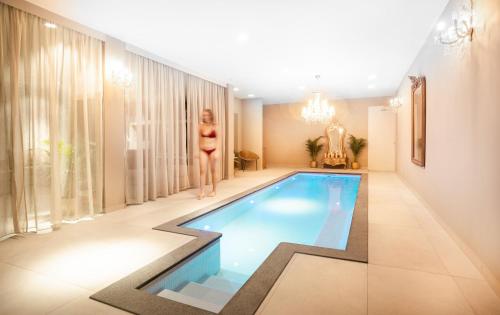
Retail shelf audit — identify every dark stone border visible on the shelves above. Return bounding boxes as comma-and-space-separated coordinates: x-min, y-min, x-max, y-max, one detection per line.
91, 170, 368, 315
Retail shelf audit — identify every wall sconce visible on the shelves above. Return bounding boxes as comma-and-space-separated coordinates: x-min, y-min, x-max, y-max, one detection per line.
44, 22, 57, 29
112, 67, 132, 87
109, 60, 132, 87
435, 0, 474, 46
389, 97, 402, 110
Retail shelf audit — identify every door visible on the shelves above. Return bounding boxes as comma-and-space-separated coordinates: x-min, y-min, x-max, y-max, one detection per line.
368, 106, 396, 171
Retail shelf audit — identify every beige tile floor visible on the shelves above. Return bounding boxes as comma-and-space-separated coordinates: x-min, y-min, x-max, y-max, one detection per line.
0, 169, 499, 315
257, 171, 500, 315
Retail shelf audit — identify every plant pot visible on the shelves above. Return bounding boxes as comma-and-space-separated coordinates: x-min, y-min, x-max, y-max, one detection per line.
310, 160, 317, 168
351, 161, 360, 170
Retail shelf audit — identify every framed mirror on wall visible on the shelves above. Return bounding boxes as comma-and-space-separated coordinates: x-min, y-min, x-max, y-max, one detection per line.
409, 76, 426, 167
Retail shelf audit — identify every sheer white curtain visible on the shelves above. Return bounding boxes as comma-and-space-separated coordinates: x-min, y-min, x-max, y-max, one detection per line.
125, 52, 189, 204
0, 3, 103, 237
186, 75, 227, 186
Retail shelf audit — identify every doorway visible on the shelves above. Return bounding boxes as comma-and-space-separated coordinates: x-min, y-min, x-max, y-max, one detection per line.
368, 106, 396, 171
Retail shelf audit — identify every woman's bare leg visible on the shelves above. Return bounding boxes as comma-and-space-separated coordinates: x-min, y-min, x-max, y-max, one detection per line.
198, 151, 208, 199
208, 153, 217, 197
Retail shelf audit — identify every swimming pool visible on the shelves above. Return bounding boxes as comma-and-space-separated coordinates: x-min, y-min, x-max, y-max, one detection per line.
143, 172, 361, 312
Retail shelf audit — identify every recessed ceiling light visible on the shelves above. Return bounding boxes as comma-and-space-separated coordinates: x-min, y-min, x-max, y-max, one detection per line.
233, 87, 240, 92
44, 22, 57, 29
237, 32, 249, 43
247, 94, 255, 98
368, 74, 377, 80
368, 84, 376, 89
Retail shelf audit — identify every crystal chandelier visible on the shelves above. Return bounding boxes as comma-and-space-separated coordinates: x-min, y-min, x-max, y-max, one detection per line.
301, 75, 335, 124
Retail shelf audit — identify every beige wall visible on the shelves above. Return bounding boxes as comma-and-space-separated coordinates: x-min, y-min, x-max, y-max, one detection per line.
264, 97, 388, 168
396, 0, 500, 294
241, 99, 264, 169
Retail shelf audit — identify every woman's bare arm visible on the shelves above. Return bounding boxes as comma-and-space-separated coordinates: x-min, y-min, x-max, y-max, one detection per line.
214, 124, 221, 159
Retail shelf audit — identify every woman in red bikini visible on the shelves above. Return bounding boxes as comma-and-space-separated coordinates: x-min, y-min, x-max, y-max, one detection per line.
198, 109, 219, 199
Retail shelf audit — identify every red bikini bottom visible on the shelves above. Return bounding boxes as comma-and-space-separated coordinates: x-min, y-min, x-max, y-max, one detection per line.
202, 148, 216, 156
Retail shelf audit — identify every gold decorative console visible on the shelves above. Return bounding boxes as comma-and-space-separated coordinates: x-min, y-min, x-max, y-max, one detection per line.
323, 121, 347, 168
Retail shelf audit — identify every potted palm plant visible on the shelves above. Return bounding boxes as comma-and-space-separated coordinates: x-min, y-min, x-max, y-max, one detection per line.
348, 135, 366, 169
305, 136, 323, 168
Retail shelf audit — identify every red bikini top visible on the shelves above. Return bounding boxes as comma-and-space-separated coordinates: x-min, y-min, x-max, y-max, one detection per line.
201, 129, 216, 138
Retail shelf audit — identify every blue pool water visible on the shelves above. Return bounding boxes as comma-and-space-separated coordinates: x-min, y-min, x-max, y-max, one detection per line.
145, 173, 361, 312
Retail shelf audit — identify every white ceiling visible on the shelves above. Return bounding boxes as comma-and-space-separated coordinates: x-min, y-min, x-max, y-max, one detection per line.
27, 0, 448, 104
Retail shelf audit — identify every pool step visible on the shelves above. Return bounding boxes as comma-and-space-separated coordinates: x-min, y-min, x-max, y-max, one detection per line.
202, 275, 243, 294
216, 269, 248, 285
158, 288, 222, 313
315, 209, 350, 249
180, 282, 232, 311
157, 270, 248, 312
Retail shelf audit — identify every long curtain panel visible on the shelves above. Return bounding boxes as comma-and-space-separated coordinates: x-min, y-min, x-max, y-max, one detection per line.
186, 75, 227, 187
0, 3, 103, 237
125, 52, 189, 204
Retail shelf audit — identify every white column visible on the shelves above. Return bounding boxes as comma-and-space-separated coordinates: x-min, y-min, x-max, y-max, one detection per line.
103, 36, 127, 211
242, 98, 264, 170
225, 85, 235, 179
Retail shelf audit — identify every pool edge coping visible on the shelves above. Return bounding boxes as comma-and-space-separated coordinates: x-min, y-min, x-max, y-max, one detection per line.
90, 170, 368, 315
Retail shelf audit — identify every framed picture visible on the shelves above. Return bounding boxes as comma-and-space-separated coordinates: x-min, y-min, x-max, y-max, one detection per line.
409, 76, 426, 167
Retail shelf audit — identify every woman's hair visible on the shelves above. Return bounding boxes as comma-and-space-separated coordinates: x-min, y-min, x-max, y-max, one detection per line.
202, 108, 215, 123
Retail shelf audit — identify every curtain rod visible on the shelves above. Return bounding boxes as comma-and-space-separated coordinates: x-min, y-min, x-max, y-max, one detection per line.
125, 44, 228, 88
1, 0, 229, 89
1, 0, 106, 41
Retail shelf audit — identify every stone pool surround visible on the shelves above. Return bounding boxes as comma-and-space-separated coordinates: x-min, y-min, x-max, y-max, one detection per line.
91, 170, 368, 314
